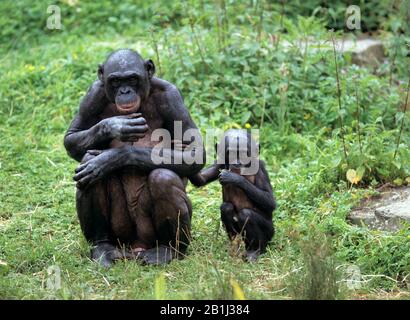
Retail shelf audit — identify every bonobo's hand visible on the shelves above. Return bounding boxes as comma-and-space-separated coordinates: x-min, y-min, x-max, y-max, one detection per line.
74, 149, 119, 189
219, 170, 243, 186
100, 113, 149, 142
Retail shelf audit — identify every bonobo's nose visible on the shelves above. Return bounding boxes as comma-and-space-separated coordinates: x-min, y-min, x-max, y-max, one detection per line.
120, 87, 131, 94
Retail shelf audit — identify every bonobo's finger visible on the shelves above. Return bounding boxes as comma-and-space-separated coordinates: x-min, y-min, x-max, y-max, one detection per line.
75, 163, 87, 174
171, 140, 187, 151
77, 175, 93, 189
121, 124, 149, 134
117, 113, 141, 120
126, 113, 142, 119
138, 246, 177, 265
108, 248, 125, 260
120, 134, 143, 142
73, 168, 90, 181
219, 175, 228, 185
87, 150, 102, 156
218, 169, 228, 177
125, 117, 147, 126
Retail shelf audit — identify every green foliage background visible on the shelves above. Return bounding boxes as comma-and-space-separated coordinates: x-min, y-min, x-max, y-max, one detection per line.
0, 0, 409, 299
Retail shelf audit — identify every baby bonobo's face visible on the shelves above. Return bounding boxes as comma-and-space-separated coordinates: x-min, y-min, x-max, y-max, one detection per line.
217, 129, 259, 175
228, 164, 242, 174
226, 150, 254, 174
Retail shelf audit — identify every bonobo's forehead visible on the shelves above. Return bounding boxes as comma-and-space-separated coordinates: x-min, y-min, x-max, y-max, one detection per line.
104, 49, 145, 76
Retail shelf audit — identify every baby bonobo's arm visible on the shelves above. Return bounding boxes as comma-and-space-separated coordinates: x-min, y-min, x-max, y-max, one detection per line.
233, 161, 276, 214
189, 163, 222, 187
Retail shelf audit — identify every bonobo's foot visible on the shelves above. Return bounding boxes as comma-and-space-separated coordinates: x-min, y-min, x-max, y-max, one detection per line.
138, 246, 179, 265
90, 241, 124, 268
243, 250, 261, 263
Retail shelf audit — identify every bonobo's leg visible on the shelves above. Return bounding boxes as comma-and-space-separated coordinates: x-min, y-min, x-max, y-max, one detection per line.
139, 169, 192, 265
237, 208, 274, 262
76, 154, 124, 268
220, 202, 240, 240
119, 171, 156, 251
76, 181, 126, 267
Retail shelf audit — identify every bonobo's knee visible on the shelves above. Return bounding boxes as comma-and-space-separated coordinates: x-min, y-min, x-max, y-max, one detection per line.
148, 168, 184, 195
220, 202, 234, 214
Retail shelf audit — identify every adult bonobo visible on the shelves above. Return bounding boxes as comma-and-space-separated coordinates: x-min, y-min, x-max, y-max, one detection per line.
64, 49, 205, 267
190, 129, 275, 261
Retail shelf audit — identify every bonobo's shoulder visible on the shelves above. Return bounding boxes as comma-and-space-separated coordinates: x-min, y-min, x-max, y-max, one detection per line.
150, 77, 181, 98
90, 79, 104, 90
78, 79, 108, 117
257, 160, 273, 185
84, 79, 105, 97
257, 160, 269, 176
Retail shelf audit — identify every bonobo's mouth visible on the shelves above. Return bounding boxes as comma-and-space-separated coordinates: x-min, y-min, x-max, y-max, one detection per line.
115, 96, 141, 114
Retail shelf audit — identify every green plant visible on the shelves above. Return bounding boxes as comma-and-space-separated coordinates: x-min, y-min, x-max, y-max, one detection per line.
288, 232, 342, 300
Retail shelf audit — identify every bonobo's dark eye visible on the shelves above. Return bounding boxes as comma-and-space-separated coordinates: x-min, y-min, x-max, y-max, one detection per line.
111, 79, 120, 87
128, 77, 138, 86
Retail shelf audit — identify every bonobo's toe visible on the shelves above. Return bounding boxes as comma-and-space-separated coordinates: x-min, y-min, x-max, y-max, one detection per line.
138, 246, 178, 265
91, 242, 123, 268
243, 250, 260, 263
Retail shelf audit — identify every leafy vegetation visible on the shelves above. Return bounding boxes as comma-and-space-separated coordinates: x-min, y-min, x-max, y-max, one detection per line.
0, 0, 409, 299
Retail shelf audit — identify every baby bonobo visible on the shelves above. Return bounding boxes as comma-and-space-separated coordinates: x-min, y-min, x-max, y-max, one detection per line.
190, 129, 276, 261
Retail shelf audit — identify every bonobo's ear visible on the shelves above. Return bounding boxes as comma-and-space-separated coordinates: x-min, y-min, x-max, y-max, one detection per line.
144, 59, 155, 79
248, 143, 260, 157
97, 64, 104, 82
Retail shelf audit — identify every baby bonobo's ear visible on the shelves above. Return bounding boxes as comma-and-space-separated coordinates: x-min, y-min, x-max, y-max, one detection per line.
97, 64, 104, 82
247, 142, 260, 158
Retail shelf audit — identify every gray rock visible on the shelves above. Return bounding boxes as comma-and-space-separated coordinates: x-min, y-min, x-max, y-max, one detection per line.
343, 39, 385, 68
348, 187, 410, 231
281, 37, 386, 68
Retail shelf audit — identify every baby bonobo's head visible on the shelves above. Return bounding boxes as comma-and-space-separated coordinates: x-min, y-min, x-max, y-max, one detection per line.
217, 129, 259, 175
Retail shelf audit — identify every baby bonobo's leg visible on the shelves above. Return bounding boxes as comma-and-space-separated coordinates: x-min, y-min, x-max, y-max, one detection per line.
138, 169, 192, 265
220, 202, 240, 240
237, 208, 274, 262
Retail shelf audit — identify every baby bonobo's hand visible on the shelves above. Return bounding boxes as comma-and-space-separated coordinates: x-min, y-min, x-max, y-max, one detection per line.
219, 170, 242, 185
101, 113, 149, 142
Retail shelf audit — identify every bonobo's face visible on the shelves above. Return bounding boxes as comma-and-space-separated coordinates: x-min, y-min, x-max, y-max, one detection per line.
217, 129, 259, 170
98, 49, 155, 114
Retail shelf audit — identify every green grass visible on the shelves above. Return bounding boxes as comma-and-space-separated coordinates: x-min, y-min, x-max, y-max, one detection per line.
0, 0, 409, 299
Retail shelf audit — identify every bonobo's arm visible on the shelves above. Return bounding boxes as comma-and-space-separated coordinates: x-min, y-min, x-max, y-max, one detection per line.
73, 80, 205, 188
219, 161, 276, 216
189, 163, 222, 187
64, 80, 110, 161
64, 80, 148, 162
113, 81, 205, 176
